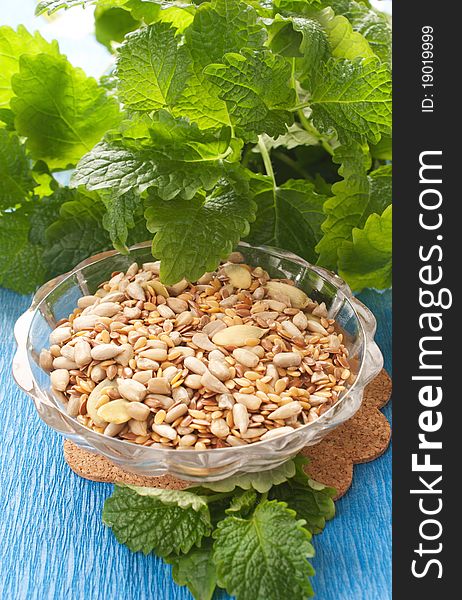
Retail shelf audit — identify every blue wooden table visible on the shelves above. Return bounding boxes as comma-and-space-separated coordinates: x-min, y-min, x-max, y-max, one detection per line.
0, 288, 391, 600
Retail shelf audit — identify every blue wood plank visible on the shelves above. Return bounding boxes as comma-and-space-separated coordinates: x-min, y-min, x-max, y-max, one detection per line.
0, 288, 391, 600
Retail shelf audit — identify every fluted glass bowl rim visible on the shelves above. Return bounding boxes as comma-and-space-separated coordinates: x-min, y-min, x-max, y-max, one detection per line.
14, 241, 379, 458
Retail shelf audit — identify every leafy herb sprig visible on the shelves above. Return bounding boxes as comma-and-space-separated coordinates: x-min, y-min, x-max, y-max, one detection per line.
102, 456, 336, 600
0, 0, 391, 293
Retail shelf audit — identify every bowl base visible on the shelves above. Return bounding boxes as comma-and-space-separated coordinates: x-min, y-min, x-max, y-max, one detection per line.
63, 370, 391, 499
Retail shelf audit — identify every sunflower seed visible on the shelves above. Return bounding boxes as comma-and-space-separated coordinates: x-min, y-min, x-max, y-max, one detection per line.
97, 399, 131, 424
152, 423, 177, 440
201, 370, 229, 394
268, 401, 302, 420
208, 360, 231, 381
148, 377, 171, 395
165, 403, 188, 423
184, 356, 207, 375
212, 325, 266, 347
91, 302, 121, 317
117, 378, 147, 402
39, 349, 54, 371
232, 403, 249, 434
49, 327, 72, 345
273, 352, 302, 368
192, 333, 217, 352
260, 426, 295, 441
234, 393, 262, 411
232, 348, 259, 368
50, 369, 69, 391
126, 402, 150, 421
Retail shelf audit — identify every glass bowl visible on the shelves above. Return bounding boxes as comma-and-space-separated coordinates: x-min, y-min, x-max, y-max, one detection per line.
12, 242, 383, 482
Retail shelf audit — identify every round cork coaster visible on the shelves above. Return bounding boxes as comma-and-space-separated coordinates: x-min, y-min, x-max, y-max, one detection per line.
64, 370, 392, 499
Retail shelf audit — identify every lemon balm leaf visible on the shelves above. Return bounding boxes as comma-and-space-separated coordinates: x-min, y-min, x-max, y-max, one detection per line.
11, 53, 121, 169
166, 539, 217, 600
145, 186, 256, 284
316, 6, 374, 60
0, 189, 74, 293
199, 458, 297, 493
329, 0, 392, 65
116, 22, 191, 112
72, 112, 232, 200
337, 204, 392, 291
310, 57, 392, 145
100, 189, 144, 253
0, 25, 60, 109
213, 500, 316, 600
248, 177, 327, 264
0, 207, 46, 293
44, 191, 113, 276
35, 0, 97, 15
102, 485, 212, 556
0, 128, 35, 209
316, 143, 391, 269
205, 49, 296, 142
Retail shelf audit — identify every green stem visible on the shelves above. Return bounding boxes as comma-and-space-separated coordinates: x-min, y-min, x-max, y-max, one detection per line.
204, 492, 235, 504
257, 136, 276, 184
292, 102, 311, 111
273, 151, 311, 179
292, 57, 334, 157
298, 109, 334, 156
241, 144, 254, 169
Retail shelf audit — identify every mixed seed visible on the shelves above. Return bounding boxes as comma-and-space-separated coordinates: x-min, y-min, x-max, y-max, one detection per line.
40, 254, 354, 450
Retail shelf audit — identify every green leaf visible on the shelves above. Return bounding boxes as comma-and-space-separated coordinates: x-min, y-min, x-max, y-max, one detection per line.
213, 500, 315, 600
329, 0, 392, 65
0, 206, 46, 293
205, 49, 296, 142
316, 6, 374, 60
95, 5, 140, 51
0, 189, 69, 293
186, 0, 266, 69
102, 484, 212, 556
199, 458, 296, 493
370, 134, 392, 160
316, 143, 391, 269
0, 25, 60, 109
174, 0, 266, 130
166, 539, 217, 600
225, 489, 258, 517
100, 189, 144, 252
124, 0, 162, 24
258, 123, 319, 150
267, 15, 329, 88
274, 0, 323, 14
249, 176, 327, 264
11, 53, 121, 169
173, 67, 231, 130
73, 112, 232, 199
29, 190, 69, 246
31, 161, 59, 198
123, 484, 212, 510
0, 128, 35, 209
269, 458, 336, 534
0, 108, 15, 129
116, 22, 190, 112
145, 185, 256, 284
35, 0, 96, 15
44, 190, 113, 276
337, 204, 392, 291
153, 4, 195, 32
310, 57, 392, 145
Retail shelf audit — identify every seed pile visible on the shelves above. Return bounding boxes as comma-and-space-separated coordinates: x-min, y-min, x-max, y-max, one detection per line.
40, 254, 353, 450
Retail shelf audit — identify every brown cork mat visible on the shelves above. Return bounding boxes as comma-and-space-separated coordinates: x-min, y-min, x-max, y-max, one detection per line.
64, 369, 392, 499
